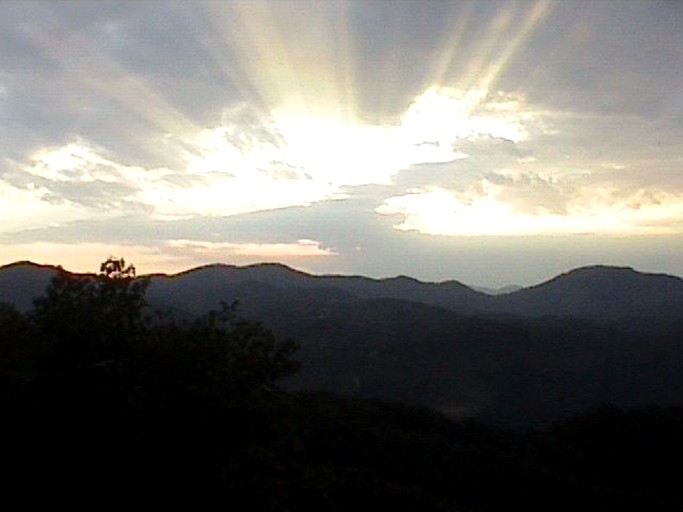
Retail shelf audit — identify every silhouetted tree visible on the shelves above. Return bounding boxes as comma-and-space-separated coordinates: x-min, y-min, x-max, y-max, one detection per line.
0, 303, 32, 401
31, 259, 148, 380
99, 255, 136, 280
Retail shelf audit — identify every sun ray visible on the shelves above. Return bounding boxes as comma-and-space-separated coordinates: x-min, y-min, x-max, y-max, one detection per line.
431, 0, 552, 104
23, 19, 201, 144
427, 2, 475, 89
475, 0, 553, 92
203, 1, 357, 125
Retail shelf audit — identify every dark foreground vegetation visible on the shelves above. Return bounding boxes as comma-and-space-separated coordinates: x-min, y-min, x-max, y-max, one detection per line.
1, 259, 682, 510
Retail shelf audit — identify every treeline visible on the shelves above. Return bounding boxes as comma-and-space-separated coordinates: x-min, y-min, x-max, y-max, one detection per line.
1, 260, 682, 510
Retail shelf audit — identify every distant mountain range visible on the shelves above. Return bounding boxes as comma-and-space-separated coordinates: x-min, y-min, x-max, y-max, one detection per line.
471, 284, 523, 295
3, 260, 683, 322
2, 260, 683, 428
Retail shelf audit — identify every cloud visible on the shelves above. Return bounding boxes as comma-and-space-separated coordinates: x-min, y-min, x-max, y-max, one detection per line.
2, 82, 549, 231
0, 179, 84, 235
2, 134, 339, 226
0, 2, 238, 167
1, 0, 683, 286
376, 80, 683, 239
499, 1, 683, 119
376, 184, 683, 237
154, 238, 339, 275
0, 241, 168, 274
166, 239, 336, 258
483, 169, 571, 215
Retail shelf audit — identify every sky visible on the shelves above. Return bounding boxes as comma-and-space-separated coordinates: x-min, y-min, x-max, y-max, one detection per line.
1, 0, 682, 287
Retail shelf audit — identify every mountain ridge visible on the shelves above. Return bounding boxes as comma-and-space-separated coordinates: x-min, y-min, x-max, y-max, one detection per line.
493, 264, 683, 321
5, 259, 681, 291
3, 259, 683, 428
3, 260, 683, 321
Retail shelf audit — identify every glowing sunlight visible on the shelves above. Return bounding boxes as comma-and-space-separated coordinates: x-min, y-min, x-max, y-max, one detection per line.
3, 0, 683, 282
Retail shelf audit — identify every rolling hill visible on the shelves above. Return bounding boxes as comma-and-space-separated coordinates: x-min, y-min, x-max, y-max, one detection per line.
2, 260, 683, 428
493, 265, 683, 322
4, 260, 683, 322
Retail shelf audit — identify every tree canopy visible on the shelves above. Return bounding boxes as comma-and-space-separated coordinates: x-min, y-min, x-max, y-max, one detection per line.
0, 258, 301, 505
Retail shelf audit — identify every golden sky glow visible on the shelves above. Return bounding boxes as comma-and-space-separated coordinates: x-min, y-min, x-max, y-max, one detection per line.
1, 0, 682, 285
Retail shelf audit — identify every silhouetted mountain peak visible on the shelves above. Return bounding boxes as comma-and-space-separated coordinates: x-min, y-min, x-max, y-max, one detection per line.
528, 265, 682, 292
550, 264, 641, 281
3, 260, 683, 322
0, 260, 59, 272
160, 262, 312, 282
3, 259, 683, 429
0, 261, 61, 311
497, 265, 683, 320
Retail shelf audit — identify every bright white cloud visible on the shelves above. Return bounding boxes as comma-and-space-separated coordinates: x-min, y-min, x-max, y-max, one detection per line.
178, 87, 533, 192
11, 136, 339, 223
401, 87, 543, 146
27, 141, 157, 184
8, 82, 680, 245
183, 98, 471, 190
3, 80, 548, 232
0, 180, 84, 234
144, 173, 338, 220
377, 185, 683, 236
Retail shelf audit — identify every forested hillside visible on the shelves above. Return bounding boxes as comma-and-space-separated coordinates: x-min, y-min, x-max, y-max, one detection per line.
3, 260, 683, 428
2, 259, 683, 509
2, 259, 683, 510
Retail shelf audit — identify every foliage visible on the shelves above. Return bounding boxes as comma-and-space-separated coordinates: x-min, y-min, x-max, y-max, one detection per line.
27, 259, 298, 400
0, 258, 304, 506
128, 301, 301, 415
30, 264, 148, 375
0, 303, 32, 400
99, 255, 137, 280
2, 258, 683, 510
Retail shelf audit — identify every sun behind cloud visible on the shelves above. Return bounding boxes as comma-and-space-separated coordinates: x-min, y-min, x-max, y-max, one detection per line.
2, 0, 683, 281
